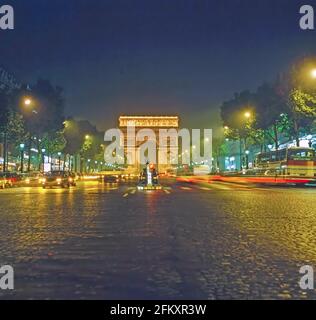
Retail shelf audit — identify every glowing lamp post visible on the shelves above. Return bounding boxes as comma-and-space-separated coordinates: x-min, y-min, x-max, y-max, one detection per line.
57, 152, 62, 171
19, 144, 25, 173
245, 150, 250, 169
41, 149, 46, 172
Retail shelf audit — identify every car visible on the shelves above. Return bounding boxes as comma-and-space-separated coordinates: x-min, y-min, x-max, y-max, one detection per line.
20, 172, 45, 187
0, 174, 7, 189
103, 174, 119, 183
68, 172, 77, 186
121, 173, 138, 181
0, 172, 21, 187
42, 171, 73, 188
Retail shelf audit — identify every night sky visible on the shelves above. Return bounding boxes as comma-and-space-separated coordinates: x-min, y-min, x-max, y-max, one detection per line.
1, 0, 316, 134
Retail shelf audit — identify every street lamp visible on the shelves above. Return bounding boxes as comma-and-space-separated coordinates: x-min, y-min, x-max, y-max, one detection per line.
24, 98, 31, 106
57, 152, 62, 171
23, 98, 39, 172
87, 159, 91, 173
41, 149, 46, 172
244, 111, 251, 119
19, 144, 25, 173
223, 126, 229, 139
245, 150, 250, 169
24, 98, 38, 114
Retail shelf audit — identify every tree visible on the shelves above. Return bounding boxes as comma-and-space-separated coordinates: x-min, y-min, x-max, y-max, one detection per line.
281, 57, 316, 146
212, 137, 229, 171
0, 90, 9, 171
254, 83, 288, 150
63, 119, 83, 155
29, 79, 65, 135
6, 110, 27, 165
0, 90, 27, 171
287, 88, 316, 146
220, 91, 260, 168
41, 131, 66, 156
63, 119, 104, 172
17, 79, 66, 171
220, 91, 255, 132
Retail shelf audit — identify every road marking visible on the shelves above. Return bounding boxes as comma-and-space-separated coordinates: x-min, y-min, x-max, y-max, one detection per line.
198, 186, 211, 191
180, 187, 193, 191
164, 189, 170, 194
123, 193, 129, 198
130, 190, 136, 194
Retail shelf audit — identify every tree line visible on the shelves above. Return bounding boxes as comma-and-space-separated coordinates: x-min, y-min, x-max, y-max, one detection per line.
219, 57, 316, 153
0, 79, 104, 172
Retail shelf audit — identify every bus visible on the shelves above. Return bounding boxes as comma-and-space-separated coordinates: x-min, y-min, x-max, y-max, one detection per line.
255, 147, 316, 177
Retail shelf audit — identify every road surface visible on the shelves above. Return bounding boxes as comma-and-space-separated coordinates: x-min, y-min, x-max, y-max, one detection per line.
0, 179, 316, 299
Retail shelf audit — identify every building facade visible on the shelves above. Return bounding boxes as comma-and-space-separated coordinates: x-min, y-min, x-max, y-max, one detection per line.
118, 116, 179, 173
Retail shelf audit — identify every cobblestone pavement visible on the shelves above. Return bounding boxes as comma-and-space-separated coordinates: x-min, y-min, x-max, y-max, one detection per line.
0, 179, 316, 299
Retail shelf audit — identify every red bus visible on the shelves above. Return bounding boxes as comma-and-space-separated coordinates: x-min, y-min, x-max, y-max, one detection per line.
255, 147, 316, 177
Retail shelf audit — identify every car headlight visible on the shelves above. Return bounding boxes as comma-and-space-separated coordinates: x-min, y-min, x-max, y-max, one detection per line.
25, 179, 30, 184
69, 178, 73, 182
56, 178, 62, 183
